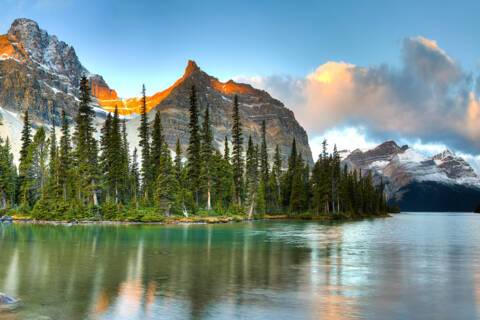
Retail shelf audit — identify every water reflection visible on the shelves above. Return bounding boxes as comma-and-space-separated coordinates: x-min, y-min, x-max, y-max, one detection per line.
1, 214, 480, 319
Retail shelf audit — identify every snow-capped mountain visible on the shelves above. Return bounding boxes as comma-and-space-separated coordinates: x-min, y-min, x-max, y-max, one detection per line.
0, 18, 312, 164
344, 141, 480, 211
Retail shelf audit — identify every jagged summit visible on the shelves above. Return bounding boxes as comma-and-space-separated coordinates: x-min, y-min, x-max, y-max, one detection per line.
343, 140, 480, 210
184, 59, 200, 76
8, 18, 41, 36
344, 140, 408, 168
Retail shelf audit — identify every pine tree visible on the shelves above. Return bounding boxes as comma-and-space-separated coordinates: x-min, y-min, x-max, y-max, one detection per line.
245, 136, 258, 218
120, 119, 131, 202
186, 85, 201, 208
18, 108, 32, 204
231, 95, 244, 206
200, 105, 214, 210
270, 145, 282, 212
259, 120, 270, 212
138, 84, 151, 201
19, 109, 31, 167
130, 147, 140, 207
110, 107, 123, 204
223, 135, 230, 162
73, 76, 99, 207
46, 124, 60, 201
174, 138, 182, 180
155, 146, 178, 216
260, 120, 269, 184
0, 137, 16, 209
151, 110, 164, 182
58, 109, 72, 202
281, 138, 297, 209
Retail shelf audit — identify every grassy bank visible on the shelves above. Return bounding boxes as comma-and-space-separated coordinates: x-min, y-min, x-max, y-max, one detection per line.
6, 209, 391, 226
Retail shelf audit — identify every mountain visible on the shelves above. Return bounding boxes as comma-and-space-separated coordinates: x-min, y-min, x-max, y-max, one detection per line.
123, 60, 313, 164
0, 18, 312, 164
344, 141, 480, 211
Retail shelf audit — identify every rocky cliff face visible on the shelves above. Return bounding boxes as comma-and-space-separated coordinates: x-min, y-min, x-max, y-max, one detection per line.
0, 18, 312, 164
344, 141, 480, 211
0, 18, 116, 124
125, 60, 313, 164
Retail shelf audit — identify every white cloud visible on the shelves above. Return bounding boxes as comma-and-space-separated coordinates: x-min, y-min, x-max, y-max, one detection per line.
237, 36, 480, 155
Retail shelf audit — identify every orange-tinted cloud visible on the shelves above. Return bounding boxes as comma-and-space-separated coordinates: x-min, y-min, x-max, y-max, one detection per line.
237, 36, 480, 154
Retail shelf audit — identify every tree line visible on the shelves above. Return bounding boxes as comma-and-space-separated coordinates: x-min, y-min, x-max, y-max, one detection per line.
0, 77, 388, 220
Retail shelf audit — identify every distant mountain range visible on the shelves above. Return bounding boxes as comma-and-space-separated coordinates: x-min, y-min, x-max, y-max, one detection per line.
0, 18, 312, 164
343, 141, 480, 211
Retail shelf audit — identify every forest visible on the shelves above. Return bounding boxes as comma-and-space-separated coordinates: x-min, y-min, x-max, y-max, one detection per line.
0, 77, 388, 221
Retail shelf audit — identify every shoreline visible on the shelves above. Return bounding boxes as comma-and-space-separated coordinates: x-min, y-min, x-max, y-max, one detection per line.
6, 213, 392, 226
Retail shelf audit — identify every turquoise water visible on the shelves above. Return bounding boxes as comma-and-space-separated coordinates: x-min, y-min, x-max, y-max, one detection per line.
1, 212, 480, 319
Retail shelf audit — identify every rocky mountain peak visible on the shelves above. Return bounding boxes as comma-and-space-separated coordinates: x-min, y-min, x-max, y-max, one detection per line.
7, 18, 87, 83
374, 140, 408, 153
184, 59, 201, 76
8, 18, 41, 39
432, 149, 455, 161
344, 140, 408, 169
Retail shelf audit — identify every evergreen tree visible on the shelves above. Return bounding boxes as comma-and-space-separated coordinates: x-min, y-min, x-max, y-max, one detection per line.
186, 85, 201, 208
245, 136, 258, 218
120, 119, 131, 202
231, 95, 244, 206
0, 137, 16, 209
58, 109, 72, 202
269, 145, 282, 213
46, 124, 60, 201
174, 138, 182, 180
73, 76, 99, 207
18, 109, 32, 203
155, 146, 178, 216
259, 120, 270, 212
281, 138, 297, 209
138, 84, 151, 201
200, 105, 214, 210
151, 110, 164, 182
130, 147, 140, 207
223, 135, 230, 162
19, 109, 31, 167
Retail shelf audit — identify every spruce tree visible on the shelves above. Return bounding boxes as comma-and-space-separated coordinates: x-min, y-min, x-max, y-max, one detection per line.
174, 138, 182, 180
231, 95, 244, 206
245, 136, 258, 218
73, 76, 99, 207
47, 124, 60, 201
0, 137, 16, 209
200, 105, 214, 210
151, 110, 164, 182
186, 85, 201, 208
259, 120, 269, 211
18, 108, 32, 203
130, 147, 140, 207
224, 135, 230, 162
58, 109, 72, 202
138, 84, 151, 201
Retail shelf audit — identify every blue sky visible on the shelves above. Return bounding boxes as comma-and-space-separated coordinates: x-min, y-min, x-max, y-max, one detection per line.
2, 0, 480, 163
1, 0, 480, 96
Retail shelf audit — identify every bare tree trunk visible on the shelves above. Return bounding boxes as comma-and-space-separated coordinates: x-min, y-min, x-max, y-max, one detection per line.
248, 194, 255, 220
207, 180, 211, 211
92, 180, 98, 206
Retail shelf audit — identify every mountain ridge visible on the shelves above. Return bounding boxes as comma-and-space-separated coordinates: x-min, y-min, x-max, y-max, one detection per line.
343, 141, 480, 211
0, 18, 313, 165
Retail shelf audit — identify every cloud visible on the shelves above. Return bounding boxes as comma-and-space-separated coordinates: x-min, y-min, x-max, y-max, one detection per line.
236, 36, 480, 155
